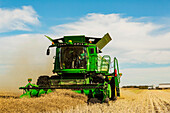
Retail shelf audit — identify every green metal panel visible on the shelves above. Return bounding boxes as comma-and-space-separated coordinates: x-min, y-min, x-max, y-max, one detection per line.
45, 35, 54, 43
53, 48, 60, 73
64, 35, 85, 43
88, 46, 97, 71
60, 69, 86, 73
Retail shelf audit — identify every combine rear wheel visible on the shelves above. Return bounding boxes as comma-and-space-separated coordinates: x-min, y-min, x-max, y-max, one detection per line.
110, 77, 117, 100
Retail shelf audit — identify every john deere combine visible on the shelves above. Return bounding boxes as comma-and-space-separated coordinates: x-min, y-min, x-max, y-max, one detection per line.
19, 33, 122, 103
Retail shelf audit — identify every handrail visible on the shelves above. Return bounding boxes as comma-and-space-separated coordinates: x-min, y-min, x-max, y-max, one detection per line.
114, 57, 120, 83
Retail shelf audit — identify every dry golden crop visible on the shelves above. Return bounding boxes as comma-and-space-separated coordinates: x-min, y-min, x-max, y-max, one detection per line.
0, 89, 170, 113
0, 89, 87, 113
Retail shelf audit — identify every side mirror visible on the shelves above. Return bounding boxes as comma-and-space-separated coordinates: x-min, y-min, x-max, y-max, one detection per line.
46, 48, 50, 55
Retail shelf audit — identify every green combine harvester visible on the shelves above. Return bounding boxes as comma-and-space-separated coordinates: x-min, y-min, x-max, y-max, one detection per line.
19, 33, 122, 103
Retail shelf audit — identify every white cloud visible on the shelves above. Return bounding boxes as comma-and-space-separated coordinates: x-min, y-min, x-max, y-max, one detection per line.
51, 13, 170, 64
0, 13, 170, 87
121, 67, 170, 86
0, 6, 40, 33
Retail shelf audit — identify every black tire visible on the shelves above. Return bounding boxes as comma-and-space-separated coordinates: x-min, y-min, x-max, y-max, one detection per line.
50, 75, 60, 79
93, 74, 104, 83
37, 75, 50, 87
104, 98, 110, 106
88, 98, 101, 104
117, 87, 120, 96
110, 77, 117, 100
50, 75, 60, 86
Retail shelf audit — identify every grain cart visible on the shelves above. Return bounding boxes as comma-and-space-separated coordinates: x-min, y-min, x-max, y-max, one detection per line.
19, 33, 122, 103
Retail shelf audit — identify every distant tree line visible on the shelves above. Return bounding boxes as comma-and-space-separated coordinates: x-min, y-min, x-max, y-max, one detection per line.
122, 85, 168, 89
122, 85, 149, 89
122, 86, 139, 88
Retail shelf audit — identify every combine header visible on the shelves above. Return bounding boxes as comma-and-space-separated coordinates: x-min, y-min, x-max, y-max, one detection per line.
19, 33, 122, 103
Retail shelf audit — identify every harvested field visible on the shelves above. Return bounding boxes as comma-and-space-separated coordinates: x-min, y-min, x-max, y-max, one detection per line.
63, 89, 170, 113
0, 89, 170, 113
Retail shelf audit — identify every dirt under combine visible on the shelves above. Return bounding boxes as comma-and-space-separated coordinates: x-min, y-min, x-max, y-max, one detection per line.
19, 33, 122, 104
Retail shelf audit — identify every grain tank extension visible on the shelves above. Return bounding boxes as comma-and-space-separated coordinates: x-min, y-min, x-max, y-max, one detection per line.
19, 33, 122, 103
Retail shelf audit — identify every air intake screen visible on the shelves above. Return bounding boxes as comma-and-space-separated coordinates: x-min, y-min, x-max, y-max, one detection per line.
96, 33, 112, 50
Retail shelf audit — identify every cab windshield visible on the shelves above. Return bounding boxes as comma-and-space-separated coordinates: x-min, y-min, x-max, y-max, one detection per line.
60, 46, 87, 69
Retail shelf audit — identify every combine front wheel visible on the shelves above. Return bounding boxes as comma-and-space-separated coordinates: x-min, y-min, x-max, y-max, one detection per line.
88, 98, 101, 104
104, 97, 110, 105
37, 75, 50, 87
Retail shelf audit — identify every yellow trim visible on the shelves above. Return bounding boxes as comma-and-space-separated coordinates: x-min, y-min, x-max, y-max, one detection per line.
115, 86, 117, 97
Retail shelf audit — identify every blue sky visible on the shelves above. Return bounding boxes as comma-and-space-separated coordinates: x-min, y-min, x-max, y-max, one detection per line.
0, 0, 170, 87
1, 0, 170, 34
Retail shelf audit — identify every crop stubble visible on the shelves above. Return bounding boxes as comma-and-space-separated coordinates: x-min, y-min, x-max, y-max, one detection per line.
64, 89, 170, 113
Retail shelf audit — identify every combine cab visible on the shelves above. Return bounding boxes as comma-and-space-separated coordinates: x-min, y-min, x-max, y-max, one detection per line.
19, 33, 122, 103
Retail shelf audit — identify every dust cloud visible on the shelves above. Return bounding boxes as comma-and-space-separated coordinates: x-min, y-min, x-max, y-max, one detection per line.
0, 34, 55, 92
